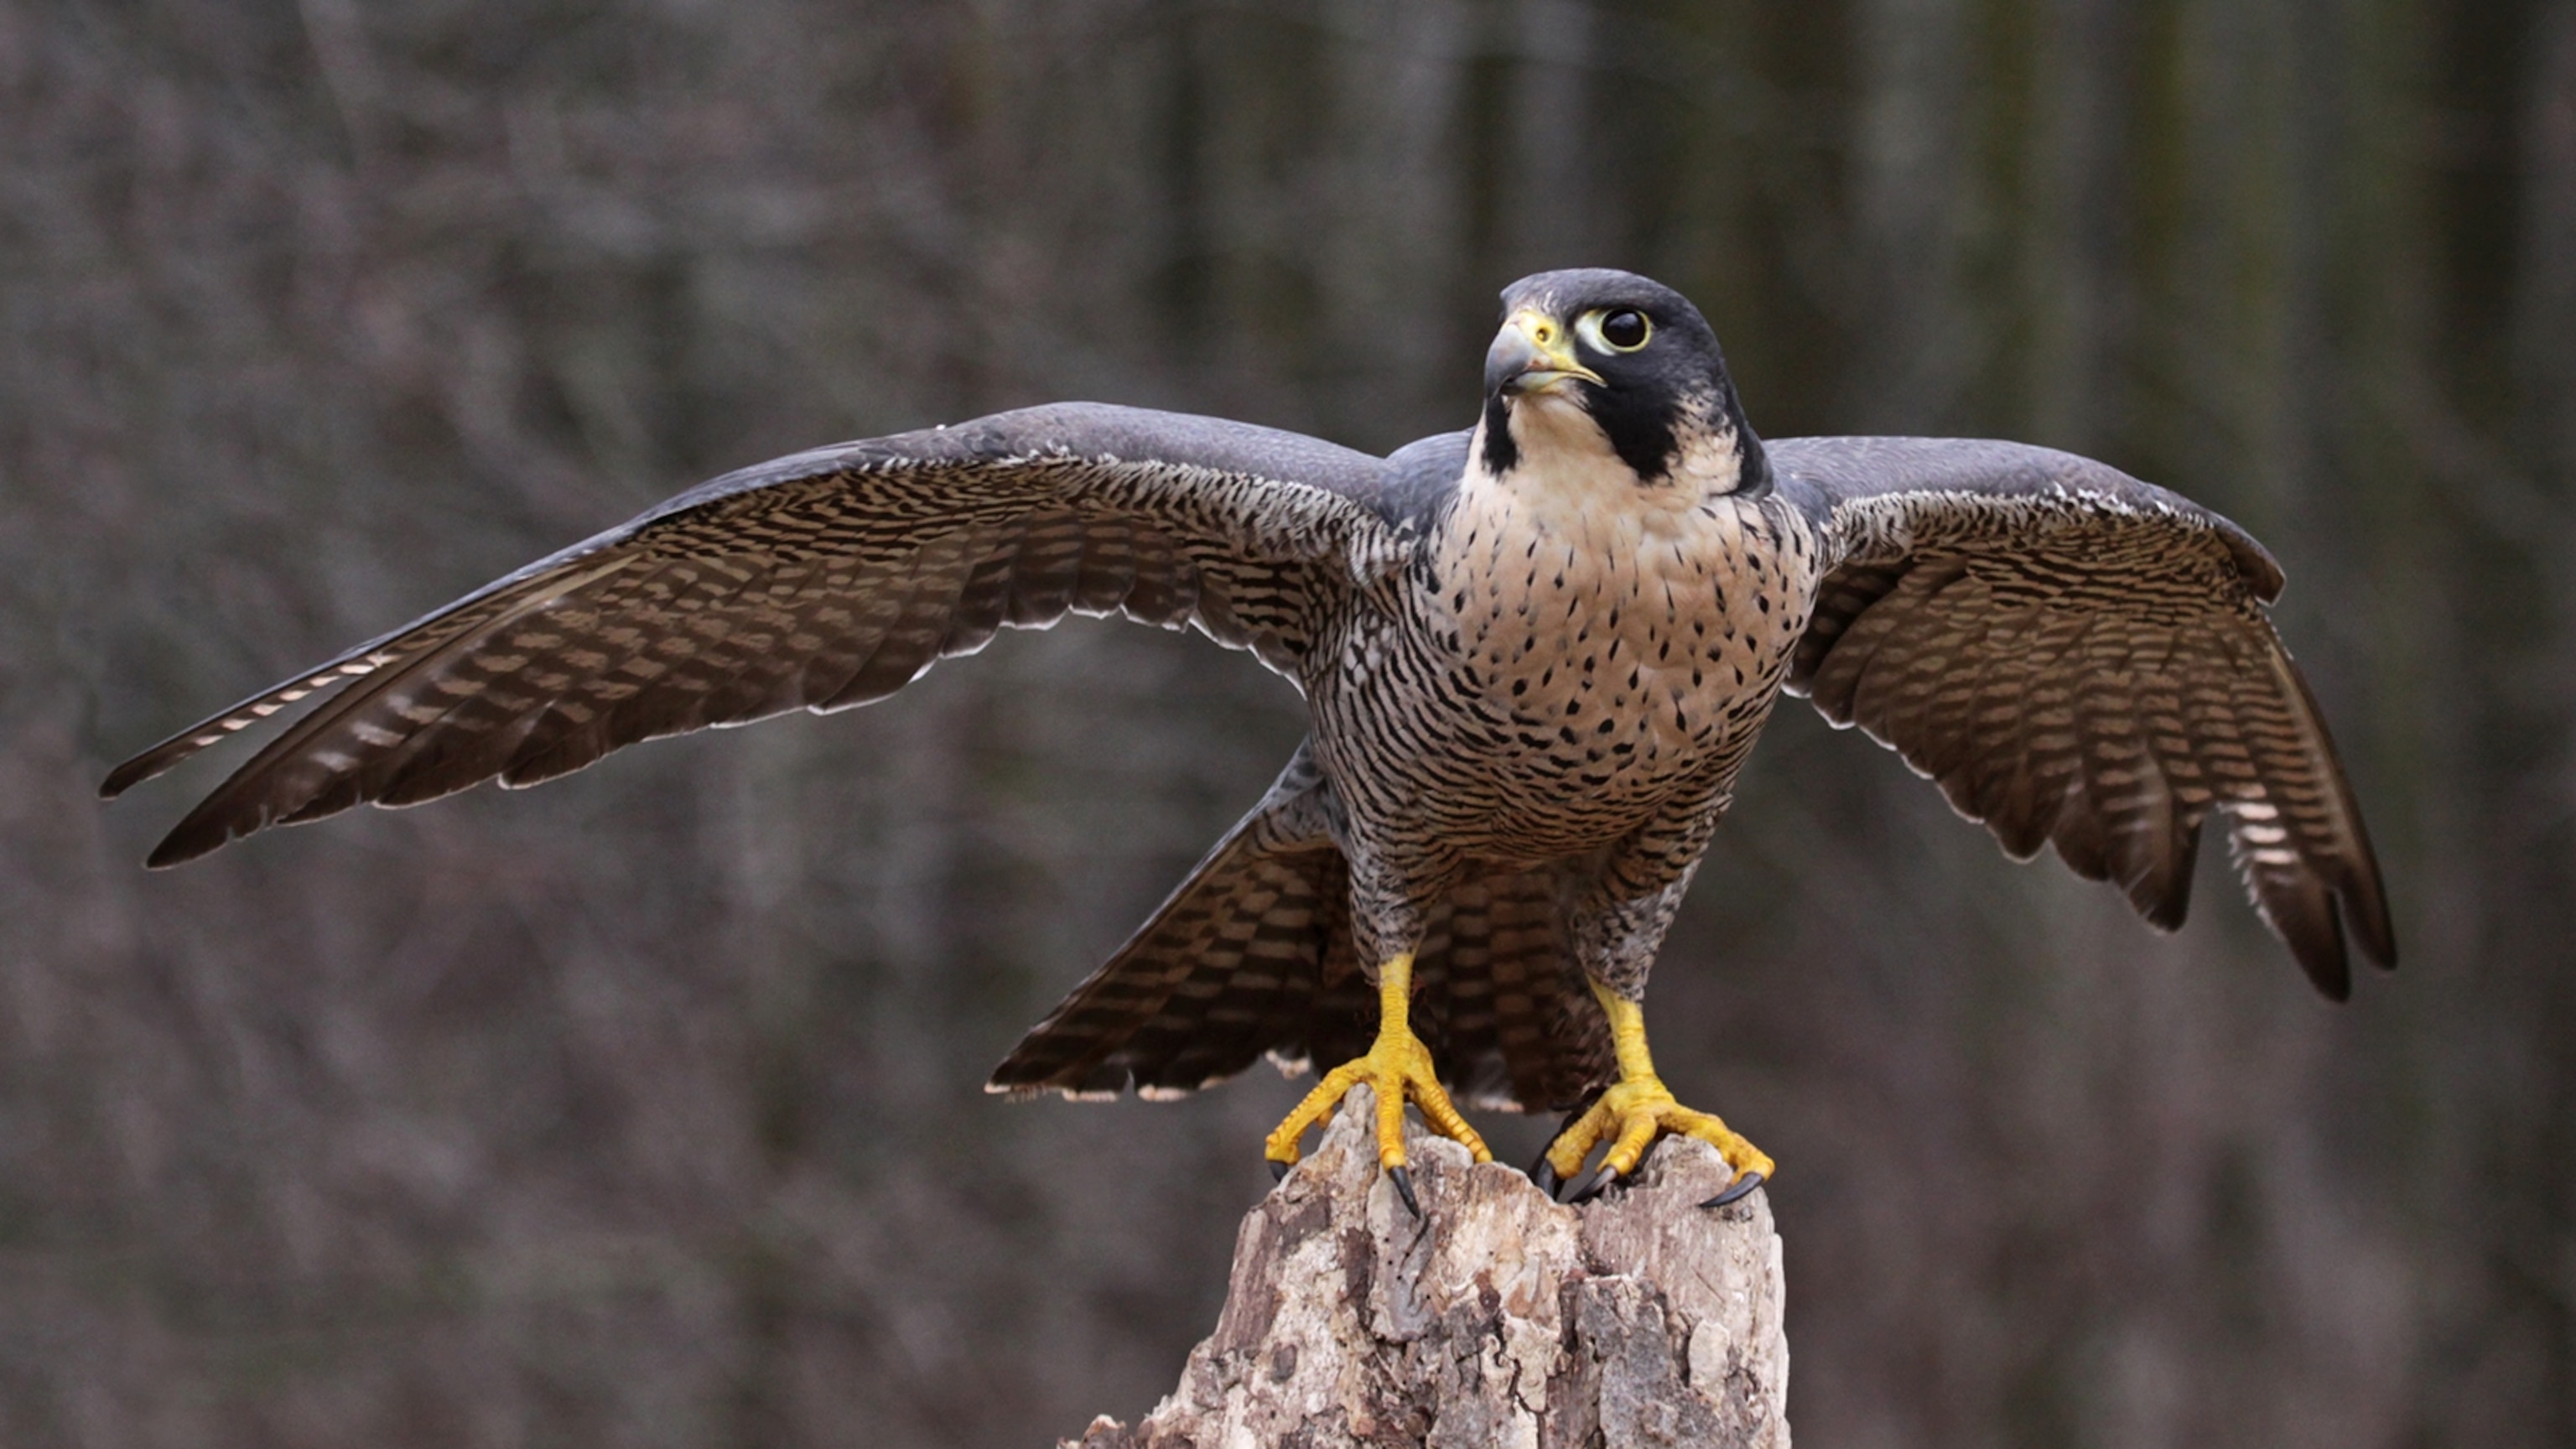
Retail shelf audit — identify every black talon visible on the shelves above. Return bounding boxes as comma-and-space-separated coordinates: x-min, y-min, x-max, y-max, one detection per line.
1571, 1164, 1620, 1203
1388, 1166, 1420, 1218
1535, 1088, 1606, 1205
1699, 1169, 1765, 1210
1269, 1159, 1291, 1184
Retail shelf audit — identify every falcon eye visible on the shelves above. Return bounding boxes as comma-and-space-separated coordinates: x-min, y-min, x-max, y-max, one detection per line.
1581, 308, 1653, 353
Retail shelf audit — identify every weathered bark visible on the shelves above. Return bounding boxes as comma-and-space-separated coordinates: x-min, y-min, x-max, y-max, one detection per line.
1064, 1087, 1789, 1449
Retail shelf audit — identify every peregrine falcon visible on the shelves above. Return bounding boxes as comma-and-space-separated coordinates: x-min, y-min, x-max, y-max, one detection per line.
101, 269, 2396, 1213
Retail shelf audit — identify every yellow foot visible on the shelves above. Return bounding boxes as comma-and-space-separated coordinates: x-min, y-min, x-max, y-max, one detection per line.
1535, 1073, 1774, 1208
1262, 954, 1490, 1216
1539, 982, 1772, 1209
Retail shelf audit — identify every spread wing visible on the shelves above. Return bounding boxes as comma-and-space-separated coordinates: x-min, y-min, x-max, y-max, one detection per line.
1774, 436, 2397, 998
103, 403, 1405, 867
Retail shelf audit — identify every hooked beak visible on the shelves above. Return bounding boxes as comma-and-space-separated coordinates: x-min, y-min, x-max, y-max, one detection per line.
1484, 307, 1602, 399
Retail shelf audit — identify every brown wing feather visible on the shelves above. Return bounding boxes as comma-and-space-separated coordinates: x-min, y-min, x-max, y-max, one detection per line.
1776, 436, 2396, 996
105, 404, 1399, 866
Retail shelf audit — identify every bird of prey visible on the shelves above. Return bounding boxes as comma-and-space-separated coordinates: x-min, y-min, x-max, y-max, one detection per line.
102, 268, 2395, 1213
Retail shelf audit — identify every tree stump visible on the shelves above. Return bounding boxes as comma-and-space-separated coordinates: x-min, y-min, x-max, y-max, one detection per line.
1064, 1086, 1789, 1448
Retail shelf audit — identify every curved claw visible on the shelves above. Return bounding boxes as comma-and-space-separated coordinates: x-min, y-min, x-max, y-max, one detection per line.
1571, 1163, 1620, 1203
1388, 1166, 1420, 1218
1699, 1169, 1766, 1210
1530, 1156, 1563, 1201
1269, 1159, 1290, 1185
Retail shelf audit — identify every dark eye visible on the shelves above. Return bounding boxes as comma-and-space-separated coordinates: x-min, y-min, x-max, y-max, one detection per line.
1600, 309, 1650, 349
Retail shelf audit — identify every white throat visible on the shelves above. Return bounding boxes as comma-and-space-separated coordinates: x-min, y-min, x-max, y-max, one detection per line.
1464, 394, 1744, 532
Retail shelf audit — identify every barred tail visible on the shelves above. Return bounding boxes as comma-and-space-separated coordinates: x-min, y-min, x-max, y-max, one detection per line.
1409, 874, 1611, 1113
985, 828, 1348, 1100
989, 751, 1607, 1112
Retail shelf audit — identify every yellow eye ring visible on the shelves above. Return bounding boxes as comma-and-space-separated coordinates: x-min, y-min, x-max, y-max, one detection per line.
1578, 308, 1653, 353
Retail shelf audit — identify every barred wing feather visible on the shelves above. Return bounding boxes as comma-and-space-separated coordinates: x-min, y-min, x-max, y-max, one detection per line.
1774, 436, 2397, 997
102, 403, 1400, 866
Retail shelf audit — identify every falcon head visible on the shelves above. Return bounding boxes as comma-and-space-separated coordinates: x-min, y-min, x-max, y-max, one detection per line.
1478, 269, 1769, 498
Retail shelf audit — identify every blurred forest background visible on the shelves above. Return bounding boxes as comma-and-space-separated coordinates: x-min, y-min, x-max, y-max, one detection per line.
4, 0, 2571, 1445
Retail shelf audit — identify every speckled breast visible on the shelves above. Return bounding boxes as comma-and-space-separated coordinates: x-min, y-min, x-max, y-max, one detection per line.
1317, 479, 1825, 864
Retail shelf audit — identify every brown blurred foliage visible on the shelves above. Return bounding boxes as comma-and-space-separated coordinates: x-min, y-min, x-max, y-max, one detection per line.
5, 1, 2571, 1445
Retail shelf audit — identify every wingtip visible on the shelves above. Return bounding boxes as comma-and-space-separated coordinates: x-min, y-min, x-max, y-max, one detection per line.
100, 726, 230, 802
2351, 886, 2399, 973
143, 826, 219, 870
2294, 925, 2355, 1002
2310, 963, 2354, 1003
141, 792, 262, 868
98, 755, 156, 801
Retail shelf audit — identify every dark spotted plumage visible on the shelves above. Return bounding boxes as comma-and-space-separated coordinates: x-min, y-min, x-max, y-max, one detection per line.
104, 268, 2394, 1121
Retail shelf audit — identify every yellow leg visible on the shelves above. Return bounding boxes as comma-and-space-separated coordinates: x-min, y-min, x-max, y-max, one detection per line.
1537, 982, 1774, 1208
1263, 952, 1492, 1212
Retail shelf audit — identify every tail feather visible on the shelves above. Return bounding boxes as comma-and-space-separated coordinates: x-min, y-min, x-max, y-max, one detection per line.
984, 735, 1348, 1099
1108, 851, 1347, 1097
1410, 876, 1607, 1111
989, 806, 1609, 1112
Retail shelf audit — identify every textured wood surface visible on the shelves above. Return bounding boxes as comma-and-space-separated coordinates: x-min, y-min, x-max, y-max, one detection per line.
1065, 1088, 1788, 1448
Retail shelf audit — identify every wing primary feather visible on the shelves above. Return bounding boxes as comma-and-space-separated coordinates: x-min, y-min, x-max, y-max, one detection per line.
141, 558, 635, 866
109, 405, 1409, 864
1777, 434, 2394, 992
2272, 653, 2397, 969
100, 653, 392, 800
